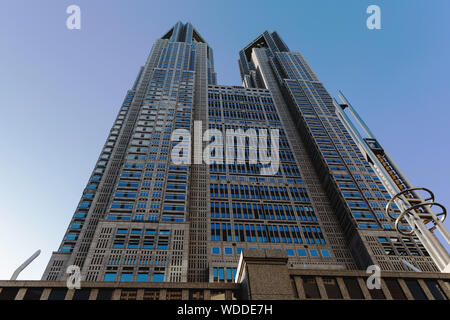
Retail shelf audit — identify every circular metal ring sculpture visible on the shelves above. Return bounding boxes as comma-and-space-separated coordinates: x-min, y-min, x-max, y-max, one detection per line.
386, 187, 447, 235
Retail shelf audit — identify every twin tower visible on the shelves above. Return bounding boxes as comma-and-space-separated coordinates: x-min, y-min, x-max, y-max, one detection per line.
43, 22, 439, 283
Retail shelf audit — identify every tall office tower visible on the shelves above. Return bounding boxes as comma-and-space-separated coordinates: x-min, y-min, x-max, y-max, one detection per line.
43, 22, 438, 283
237, 31, 438, 273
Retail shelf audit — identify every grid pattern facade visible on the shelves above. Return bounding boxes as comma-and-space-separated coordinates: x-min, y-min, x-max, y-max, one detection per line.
42, 22, 437, 283
238, 31, 437, 272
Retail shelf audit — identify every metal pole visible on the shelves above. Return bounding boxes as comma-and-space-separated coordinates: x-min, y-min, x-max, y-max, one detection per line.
10, 249, 41, 280
338, 91, 377, 139
336, 91, 450, 273
402, 259, 421, 272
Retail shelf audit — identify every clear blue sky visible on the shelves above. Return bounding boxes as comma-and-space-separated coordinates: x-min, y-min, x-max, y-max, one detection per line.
0, 0, 449, 279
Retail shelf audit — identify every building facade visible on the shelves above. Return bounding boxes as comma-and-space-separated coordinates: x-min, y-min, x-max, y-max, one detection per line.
42, 22, 438, 284
4, 250, 450, 300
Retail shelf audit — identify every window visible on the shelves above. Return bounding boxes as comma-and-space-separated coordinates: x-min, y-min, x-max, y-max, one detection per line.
65, 234, 77, 241
61, 245, 72, 253
104, 272, 116, 282
212, 247, 220, 255
153, 273, 164, 282
71, 222, 81, 229
321, 249, 330, 258
137, 273, 149, 282
167, 290, 182, 300
80, 201, 90, 208
286, 249, 295, 256
75, 212, 86, 218
143, 290, 160, 300
189, 290, 204, 300
120, 273, 133, 282
120, 289, 137, 300
297, 249, 307, 257
309, 249, 319, 257
224, 247, 233, 255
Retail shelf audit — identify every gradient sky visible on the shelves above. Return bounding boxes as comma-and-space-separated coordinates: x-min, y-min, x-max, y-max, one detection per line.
0, 0, 449, 280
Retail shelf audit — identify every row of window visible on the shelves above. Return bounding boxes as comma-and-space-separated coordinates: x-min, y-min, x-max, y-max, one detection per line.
103, 272, 164, 282
210, 247, 331, 258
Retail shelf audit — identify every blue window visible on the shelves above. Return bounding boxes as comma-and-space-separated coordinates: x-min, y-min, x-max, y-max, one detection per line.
75, 212, 86, 218
226, 268, 233, 280
297, 249, 307, 257
80, 202, 90, 208
286, 249, 295, 257
321, 249, 331, 258
61, 245, 72, 253
236, 248, 243, 255
150, 202, 159, 209
212, 247, 220, 255
120, 273, 133, 282
104, 272, 116, 281
142, 181, 151, 187
71, 222, 81, 229
137, 273, 149, 282
117, 229, 128, 234
65, 234, 77, 241
375, 211, 385, 218
398, 224, 411, 231
383, 223, 393, 230
152, 273, 164, 282
310, 249, 319, 257
224, 247, 233, 255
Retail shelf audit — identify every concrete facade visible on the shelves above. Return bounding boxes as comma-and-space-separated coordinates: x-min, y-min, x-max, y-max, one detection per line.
3, 250, 450, 300
41, 22, 440, 286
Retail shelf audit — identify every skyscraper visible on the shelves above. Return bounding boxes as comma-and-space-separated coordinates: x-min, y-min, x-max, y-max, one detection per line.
42, 21, 440, 283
